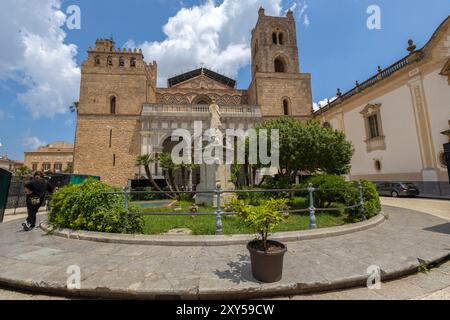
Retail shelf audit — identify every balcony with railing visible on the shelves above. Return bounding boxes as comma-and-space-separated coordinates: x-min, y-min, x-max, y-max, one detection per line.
314, 51, 425, 117
142, 104, 262, 118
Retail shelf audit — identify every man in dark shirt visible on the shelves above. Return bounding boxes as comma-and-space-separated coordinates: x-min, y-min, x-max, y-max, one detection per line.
22, 172, 54, 231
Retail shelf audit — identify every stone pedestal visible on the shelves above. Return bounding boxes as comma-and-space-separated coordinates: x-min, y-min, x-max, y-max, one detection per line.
195, 139, 236, 206
195, 163, 235, 207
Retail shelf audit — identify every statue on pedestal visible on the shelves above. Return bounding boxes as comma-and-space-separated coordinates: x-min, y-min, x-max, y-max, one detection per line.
195, 101, 235, 206
209, 100, 222, 131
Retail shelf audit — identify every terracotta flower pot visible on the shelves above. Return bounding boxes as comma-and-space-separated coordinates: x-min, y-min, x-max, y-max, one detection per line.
247, 240, 287, 283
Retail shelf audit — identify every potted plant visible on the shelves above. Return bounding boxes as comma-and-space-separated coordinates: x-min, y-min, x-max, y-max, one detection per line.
230, 199, 289, 283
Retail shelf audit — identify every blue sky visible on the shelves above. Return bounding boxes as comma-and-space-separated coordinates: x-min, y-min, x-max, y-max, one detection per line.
0, 0, 449, 161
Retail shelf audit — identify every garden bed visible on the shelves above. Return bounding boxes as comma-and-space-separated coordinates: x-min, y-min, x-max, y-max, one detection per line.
140, 200, 349, 235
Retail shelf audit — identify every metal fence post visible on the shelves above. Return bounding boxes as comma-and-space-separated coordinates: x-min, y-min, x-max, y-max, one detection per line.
215, 184, 223, 235
14, 177, 24, 215
358, 182, 366, 220
308, 183, 317, 229
123, 186, 129, 213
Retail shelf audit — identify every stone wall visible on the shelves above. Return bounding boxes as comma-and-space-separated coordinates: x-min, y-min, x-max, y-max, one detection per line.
248, 73, 312, 118
74, 115, 141, 187
74, 39, 156, 186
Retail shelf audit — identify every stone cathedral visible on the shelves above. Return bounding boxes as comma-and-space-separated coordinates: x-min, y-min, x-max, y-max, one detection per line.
74, 8, 313, 186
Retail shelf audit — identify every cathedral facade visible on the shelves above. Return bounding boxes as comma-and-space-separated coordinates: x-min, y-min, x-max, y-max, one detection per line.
73, 8, 313, 186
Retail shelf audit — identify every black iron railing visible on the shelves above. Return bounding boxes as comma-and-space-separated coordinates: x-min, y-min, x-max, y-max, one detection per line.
104, 183, 367, 235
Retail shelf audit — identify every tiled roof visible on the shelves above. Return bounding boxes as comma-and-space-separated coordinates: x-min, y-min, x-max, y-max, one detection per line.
167, 68, 236, 88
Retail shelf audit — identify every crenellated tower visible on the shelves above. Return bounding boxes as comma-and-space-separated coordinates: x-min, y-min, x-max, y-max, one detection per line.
74, 39, 157, 186
78, 38, 157, 115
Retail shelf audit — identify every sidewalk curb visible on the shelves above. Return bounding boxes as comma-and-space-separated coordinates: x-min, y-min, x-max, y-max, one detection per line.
1, 254, 449, 300
40, 213, 387, 247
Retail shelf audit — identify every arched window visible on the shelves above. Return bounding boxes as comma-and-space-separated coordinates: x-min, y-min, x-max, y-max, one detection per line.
278, 33, 284, 45
95, 56, 100, 66
119, 57, 125, 67
107, 56, 113, 66
272, 32, 278, 44
274, 58, 286, 73
110, 96, 117, 114
130, 57, 136, 67
283, 99, 290, 116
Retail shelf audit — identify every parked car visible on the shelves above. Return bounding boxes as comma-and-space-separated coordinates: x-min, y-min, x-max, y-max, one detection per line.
376, 182, 420, 198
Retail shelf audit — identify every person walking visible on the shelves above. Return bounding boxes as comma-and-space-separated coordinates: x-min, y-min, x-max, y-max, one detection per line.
22, 172, 54, 231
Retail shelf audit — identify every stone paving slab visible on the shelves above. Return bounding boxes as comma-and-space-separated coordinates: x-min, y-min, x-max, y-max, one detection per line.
0, 206, 449, 299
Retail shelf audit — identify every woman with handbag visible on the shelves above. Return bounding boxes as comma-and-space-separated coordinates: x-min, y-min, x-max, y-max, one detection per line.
22, 171, 54, 231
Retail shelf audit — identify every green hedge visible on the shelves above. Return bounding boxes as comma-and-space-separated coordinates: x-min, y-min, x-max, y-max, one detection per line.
49, 179, 144, 234
300, 175, 381, 220
299, 175, 353, 208
355, 180, 381, 220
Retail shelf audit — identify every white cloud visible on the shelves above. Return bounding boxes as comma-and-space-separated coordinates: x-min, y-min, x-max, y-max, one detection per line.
127, 0, 287, 87
303, 14, 310, 27
0, 109, 14, 120
0, 0, 80, 118
313, 97, 337, 111
288, 1, 310, 27
23, 136, 47, 150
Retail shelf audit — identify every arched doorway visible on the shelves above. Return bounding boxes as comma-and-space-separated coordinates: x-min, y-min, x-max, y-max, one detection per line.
193, 95, 212, 105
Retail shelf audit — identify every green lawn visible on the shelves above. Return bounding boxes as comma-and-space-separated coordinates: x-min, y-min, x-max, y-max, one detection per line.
139, 199, 349, 235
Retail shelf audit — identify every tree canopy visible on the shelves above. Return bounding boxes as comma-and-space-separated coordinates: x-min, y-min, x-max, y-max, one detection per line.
256, 118, 354, 178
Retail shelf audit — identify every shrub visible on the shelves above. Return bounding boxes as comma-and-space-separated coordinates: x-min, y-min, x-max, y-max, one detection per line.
300, 175, 356, 209
354, 180, 381, 220
49, 179, 144, 234
289, 196, 309, 210
177, 193, 194, 202
299, 175, 381, 220
130, 187, 170, 201
232, 198, 289, 251
236, 187, 266, 206
262, 175, 293, 189
260, 175, 292, 200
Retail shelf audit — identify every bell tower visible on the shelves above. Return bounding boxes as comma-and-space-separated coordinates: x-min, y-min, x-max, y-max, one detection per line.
73, 38, 158, 186
248, 8, 312, 119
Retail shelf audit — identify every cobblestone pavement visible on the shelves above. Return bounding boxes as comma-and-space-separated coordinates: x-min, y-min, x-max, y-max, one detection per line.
0, 206, 449, 299
381, 197, 450, 221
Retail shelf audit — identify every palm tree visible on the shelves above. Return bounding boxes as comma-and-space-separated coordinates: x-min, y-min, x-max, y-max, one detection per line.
180, 163, 199, 191
136, 154, 174, 199
159, 153, 180, 193
69, 101, 79, 114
